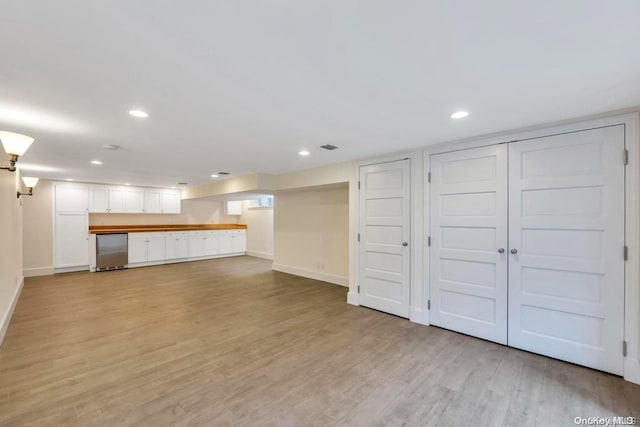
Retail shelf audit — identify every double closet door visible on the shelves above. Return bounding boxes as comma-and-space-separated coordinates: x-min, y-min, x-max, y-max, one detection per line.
429, 125, 625, 375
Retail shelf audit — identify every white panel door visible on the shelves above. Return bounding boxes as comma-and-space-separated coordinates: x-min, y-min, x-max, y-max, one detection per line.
508, 126, 625, 374
55, 212, 89, 267
359, 159, 411, 318
430, 145, 508, 344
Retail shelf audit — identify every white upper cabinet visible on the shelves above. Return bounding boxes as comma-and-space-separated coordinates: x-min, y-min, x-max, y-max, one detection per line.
144, 189, 163, 213
125, 187, 145, 213
161, 189, 181, 214
108, 187, 127, 213
225, 200, 242, 215
55, 183, 89, 212
62, 182, 180, 215
89, 186, 109, 213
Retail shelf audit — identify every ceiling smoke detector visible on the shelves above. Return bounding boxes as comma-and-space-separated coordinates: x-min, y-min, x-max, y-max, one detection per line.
320, 144, 338, 150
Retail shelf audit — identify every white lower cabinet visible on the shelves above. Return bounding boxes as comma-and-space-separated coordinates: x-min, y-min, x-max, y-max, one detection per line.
230, 230, 247, 253
165, 232, 189, 259
55, 212, 89, 269
188, 231, 206, 258
128, 233, 166, 264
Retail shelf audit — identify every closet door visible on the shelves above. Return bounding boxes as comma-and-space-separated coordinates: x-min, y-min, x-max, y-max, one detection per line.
430, 144, 508, 344
508, 126, 625, 374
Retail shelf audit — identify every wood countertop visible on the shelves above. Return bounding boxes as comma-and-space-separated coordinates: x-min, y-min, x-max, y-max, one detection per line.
89, 224, 247, 234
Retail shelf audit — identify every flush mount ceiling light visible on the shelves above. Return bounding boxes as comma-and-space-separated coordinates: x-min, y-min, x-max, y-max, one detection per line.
90, 160, 103, 165
299, 150, 310, 156
210, 174, 219, 178
17, 176, 39, 198
129, 110, 148, 118
450, 111, 469, 119
0, 131, 35, 172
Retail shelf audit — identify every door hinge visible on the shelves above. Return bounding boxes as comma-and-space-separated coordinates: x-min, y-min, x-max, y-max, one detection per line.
427, 172, 431, 183
427, 236, 431, 247
357, 285, 360, 294
357, 233, 360, 242
427, 300, 431, 310
358, 181, 361, 190
624, 245, 629, 261
623, 340, 628, 357
624, 149, 629, 165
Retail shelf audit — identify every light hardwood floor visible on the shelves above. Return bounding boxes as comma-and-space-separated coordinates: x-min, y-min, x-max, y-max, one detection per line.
1, 256, 639, 426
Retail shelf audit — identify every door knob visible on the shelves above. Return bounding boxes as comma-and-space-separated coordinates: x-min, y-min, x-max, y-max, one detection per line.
511, 248, 518, 254
402, 242, 408, 247
498, 248, 505, 253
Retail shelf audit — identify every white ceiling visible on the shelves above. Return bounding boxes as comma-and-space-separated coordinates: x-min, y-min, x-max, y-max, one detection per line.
1, 1, 639, 187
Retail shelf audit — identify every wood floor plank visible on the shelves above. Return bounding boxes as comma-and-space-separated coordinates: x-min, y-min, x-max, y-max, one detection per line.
0, 256, 638, 426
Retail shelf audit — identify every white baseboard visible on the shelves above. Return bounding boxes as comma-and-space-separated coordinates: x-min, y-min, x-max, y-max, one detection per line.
625, 357, 640, 385
0, 276, 24, 346
272, 263, 348, 287
410, 307, 429, 326
23, 266, 54, 277
347, 291, 359, 306
246, 251, 274, 260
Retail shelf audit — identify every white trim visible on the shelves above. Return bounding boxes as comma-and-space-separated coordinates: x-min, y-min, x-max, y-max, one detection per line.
23, 267, 54, 277
0, 276, 24, 346
423, 112, 640, 384
54, 265, 89, 274
347, 291, 359, 306
410, 307, 429, 325
246, 250, 274, 260
272, 263, 348, 287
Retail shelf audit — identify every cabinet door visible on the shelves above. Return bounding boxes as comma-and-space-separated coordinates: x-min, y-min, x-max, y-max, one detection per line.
89, 186, 109, 213
108, 187, 127, 213
204, 231, 220, 256
219, 230, 232, 254
146, 235, 166, 262
144, 190, 163, 213
128, 237, 148, 263
188, 233, 205, 257
55, 212, 89, 267
225, 200, 242, 215
125, 188, 145, 213
161, 190, 181, 214
166, 233, 189, 259
55, 184, 89, 212
231, 230, 247, 252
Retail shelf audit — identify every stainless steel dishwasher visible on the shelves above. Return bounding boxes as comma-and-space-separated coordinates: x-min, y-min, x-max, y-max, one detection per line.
96, 233, 128, 271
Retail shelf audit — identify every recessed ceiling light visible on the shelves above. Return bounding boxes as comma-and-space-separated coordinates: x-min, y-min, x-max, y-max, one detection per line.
65, 178, 74, 181
210, 174, 219, 178
90, 160, 103, 165
299, 150, 310, 156
170, 186, 176, 189
450, 111, 469, 119
129, 110, 148, 118
125, 183, 131, 186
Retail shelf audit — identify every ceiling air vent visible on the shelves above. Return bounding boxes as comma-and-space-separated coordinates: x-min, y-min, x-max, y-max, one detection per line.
320, 144, 338, 150
218, 172, 230, 175
177, 182, 188, 186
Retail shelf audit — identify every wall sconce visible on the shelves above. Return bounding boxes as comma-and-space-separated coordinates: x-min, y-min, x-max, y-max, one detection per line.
17, 176, 39, 198
0, 131, 35, 172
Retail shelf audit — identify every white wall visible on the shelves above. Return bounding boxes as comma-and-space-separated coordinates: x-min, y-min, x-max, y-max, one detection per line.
273, 185, 349, 286
0, 166, 24, 345
239, 201, 273, 260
